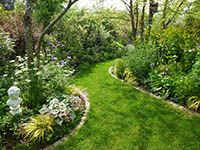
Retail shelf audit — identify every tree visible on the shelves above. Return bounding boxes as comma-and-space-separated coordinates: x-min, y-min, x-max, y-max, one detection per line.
121, 0, 139, 40
0, 0, 79, 69
162, 0, 186, 29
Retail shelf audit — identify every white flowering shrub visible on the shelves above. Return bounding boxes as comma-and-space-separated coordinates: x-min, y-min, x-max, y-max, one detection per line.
0, 27, 15, 67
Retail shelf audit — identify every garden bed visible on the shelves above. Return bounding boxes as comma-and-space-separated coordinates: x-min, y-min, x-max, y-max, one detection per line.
109, 66, 200, 117
0, 89, 90, 150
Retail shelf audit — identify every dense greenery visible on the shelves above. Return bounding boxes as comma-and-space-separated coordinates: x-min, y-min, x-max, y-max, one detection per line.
0, 0, 200, 149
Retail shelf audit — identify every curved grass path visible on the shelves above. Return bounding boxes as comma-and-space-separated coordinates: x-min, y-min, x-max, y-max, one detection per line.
54, 61, 200, 150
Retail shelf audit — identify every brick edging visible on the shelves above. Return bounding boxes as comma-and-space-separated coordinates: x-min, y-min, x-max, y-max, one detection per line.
109, 66, 200, 117
41, 90, 90, 150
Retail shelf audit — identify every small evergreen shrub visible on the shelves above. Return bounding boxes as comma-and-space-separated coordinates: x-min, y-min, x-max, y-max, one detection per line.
114, 59, 126, 79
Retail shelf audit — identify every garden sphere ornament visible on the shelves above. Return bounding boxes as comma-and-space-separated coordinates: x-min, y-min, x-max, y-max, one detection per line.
0, 0, 15, 10
7, 86, 22, 115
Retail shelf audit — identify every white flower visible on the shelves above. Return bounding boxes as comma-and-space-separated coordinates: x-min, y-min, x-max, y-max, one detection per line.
22, 68, 28, 72
3, 74, 8, 77
33, 68, 38, 71
15, 71, 22, 76
10, 60, 15, 63
25, 79, 31, 83
36, 71, 41, 76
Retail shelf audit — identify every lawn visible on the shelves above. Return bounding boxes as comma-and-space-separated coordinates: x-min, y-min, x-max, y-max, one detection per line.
54, 61, 200, 150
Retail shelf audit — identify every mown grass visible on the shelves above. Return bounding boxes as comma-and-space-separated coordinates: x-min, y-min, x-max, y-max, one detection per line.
54, 61, 200, 150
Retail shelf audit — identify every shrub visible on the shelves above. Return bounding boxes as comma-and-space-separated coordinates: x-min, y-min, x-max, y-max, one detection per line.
124, 44, 158, 82
114, 59, 126, 78
175, 58, 200, 104
0, 27, 15, 68
21, 114, 54, 143
123, 68, 139, 86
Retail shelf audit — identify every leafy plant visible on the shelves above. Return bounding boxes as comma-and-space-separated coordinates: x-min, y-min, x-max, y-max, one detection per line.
21, 114, 54, 143
187, 96, 200, 110
124, 44, 158, 82
114, 59, 126, 79
123, 68, 138, 86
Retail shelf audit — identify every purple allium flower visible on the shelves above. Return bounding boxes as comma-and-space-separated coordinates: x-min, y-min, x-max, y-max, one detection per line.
57, 44, 60, 47
53, 46, 56, 49
46, 49, 50, 53
62, 44, 65, 47
166, 68, 169, 71
51, 57, 56, 61
56, 40, 58, 44
49, 42, 52, 46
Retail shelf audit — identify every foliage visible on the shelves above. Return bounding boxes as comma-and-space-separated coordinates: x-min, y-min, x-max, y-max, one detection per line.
48, 8, 126, 70
0, 27, 15, 67
21, 114, 54, 143
0, 108, 34, 140
39, 95, 79, 126
123, 68, 139, 86
114, 59, 126, 79
34, 0, 65, 28
124, 43, 158, 82
187, 96, 200, 111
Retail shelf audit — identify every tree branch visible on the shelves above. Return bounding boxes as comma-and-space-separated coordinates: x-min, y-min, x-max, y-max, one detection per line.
165, 0, 185, 27
36, 0, 79, 68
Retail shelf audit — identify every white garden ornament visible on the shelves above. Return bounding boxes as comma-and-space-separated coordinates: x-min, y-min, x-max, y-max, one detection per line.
7, 86, 22, 115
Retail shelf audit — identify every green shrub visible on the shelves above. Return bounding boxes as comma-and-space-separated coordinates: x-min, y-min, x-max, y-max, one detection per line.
123, 68, 139, 86
124, 44, 158, 82
175, 58, 200, 104
114, 59, 126, 78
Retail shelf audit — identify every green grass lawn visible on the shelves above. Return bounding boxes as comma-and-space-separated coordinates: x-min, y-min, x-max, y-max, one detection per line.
54, 61, 200, 150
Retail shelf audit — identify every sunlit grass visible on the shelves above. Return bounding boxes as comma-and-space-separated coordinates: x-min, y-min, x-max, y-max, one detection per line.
54, 61, 200, 150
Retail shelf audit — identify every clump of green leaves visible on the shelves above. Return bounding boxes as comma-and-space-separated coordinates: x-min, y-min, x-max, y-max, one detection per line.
123, 68, 138, 86
114, 59, 126, 79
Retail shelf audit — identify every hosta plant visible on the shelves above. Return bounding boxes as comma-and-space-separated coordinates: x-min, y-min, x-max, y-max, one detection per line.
39, 94, 82, 125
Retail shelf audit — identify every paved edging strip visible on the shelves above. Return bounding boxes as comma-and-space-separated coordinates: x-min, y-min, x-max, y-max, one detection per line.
109, 66, 200, 117
41, 90, 90, 150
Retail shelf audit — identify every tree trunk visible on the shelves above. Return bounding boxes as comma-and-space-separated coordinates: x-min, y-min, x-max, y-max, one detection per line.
140, 0, 147, 40
162, 0, 169, 29
135, 0, 139, 34
130, 0, 136, 39
24, 0, 34, 68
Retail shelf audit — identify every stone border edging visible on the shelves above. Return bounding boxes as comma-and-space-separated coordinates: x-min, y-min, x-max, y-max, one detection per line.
109, 66, 200, 117
41, 90, 90, 150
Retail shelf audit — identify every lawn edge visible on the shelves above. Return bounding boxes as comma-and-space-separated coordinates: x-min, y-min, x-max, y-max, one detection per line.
109, 66, 200, 118
41, 90, 90, 150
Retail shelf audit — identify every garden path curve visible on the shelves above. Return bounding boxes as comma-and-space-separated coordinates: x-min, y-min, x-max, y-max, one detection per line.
54, 61, 200, 150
